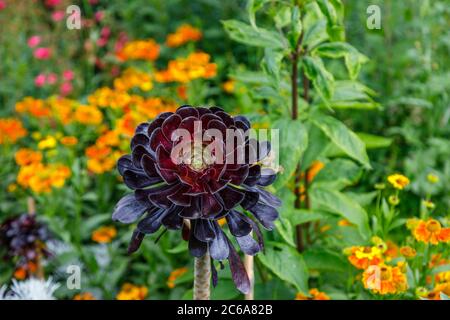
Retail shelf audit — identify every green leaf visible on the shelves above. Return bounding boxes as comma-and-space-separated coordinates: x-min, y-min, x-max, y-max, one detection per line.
302, 2, 328, 49
312, 158, 362, 190
302, 56, 335, 103
311, 114, 371, 168
303, 248, 348, 272
246, 0, 269, 30
258, 243, 309, 294
262, 48, 283, 85
274, 6, 291, 29
288, 209, 331, 226
80, 213, 111, 240
275, 218, 296, 248
272, 119, 308, 189
301, 124, 330, 169
222, 20, 285, 49
310, 188, 371, 239
357, 133, 393, 149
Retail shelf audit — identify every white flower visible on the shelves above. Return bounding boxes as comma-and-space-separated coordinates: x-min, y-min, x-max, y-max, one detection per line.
1, 277, 60, 300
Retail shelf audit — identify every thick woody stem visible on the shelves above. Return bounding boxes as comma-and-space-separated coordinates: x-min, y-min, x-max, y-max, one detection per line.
193, 250, 211, 300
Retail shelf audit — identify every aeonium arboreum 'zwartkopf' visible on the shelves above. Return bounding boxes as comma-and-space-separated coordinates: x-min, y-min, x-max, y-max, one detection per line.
112, 105, 281, 294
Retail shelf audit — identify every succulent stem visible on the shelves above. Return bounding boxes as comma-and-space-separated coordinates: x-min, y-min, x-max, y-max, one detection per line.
193, 250, 211, 300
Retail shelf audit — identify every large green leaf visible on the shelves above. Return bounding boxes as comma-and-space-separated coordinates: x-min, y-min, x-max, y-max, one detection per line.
313, 42, 368, 79
272, 119, 308, 189
310, 188, 371, 238
222, 20, 285, 49
301, 124, 330, 170
312, 158, 362, 190
311, 114, 371, 168
303, 56, 335, 103
303, 248, 348, 272
258, 243, 309, 294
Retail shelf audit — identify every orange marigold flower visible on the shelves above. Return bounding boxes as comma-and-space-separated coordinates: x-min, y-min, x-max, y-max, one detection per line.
92, 226, 117, 243
413, 219, 450, 245
338, 219, 353, 227
15, 148, 42, 166
73, 292, 96, 300
399, 246, 417, 258
17, 162, 71, 193
384, 241, 399, 260
429, 254, 448, 268
387, 173, 410, 190
166, 24, 202, 47
60, 136, 78, 146
295, 288, 330, 300
155, 52, 217, 83
362, 264, 408, 295
116, 283, 148, 300
86, 145, 121, 174
0, 118, 27, 144
116, 39, 160, 61
13, 267, 27, 280
222, 80, 235, 93
113, 68, 153, 92
167, 267, 188, 289
15, 97, 50, 118
346, 246, 383, 270
307, 161, 325, 182
75, 105, 103, 125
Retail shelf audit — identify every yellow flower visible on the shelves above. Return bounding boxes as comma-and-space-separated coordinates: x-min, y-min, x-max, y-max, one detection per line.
0, 118, 27, 144
38, 136, 57, 150
346, 246, 383, 270
427, 173, 439, 184
116, 283, 148, 300
222, 80, 235, 93
15, 148, 43, 166
91, 226, 117, 243
73, 292, 96, 300
295, 289, 330, 300
413, 219, 450, 245
387, 173, 410, 190
362, 263, 408, 295
167, 267, 188, 289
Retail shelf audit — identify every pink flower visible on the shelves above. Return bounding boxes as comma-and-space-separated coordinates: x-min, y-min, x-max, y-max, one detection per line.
94, 11, 104, 22
34, 74, 47, 87
60, 82, 73, 96
0, 0, 6, 11
27, 36, 41, 48
100, 27, 111, 38
47, 73, 58, 84
63, 70, 74, 81
97, 38, 108, 47
51, 11, 65, 22
45, 0, 61, 7
33, 47, 52, 60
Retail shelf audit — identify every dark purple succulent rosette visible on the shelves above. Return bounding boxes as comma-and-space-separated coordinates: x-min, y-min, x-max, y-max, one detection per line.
112, 105, 280, 294
0, 214, 52, 264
